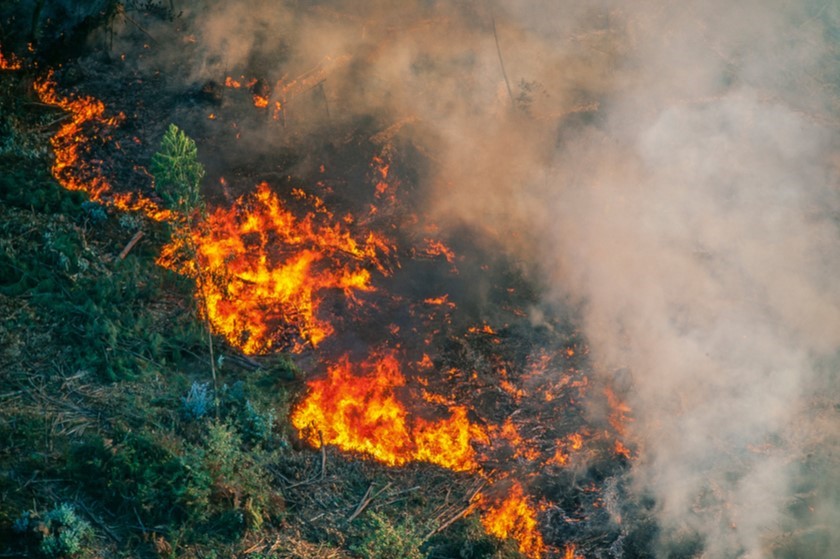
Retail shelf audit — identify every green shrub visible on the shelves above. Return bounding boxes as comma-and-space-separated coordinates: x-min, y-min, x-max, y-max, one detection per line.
352, 512, 425, 559
13, 503, 94, 558
39, 504, 94, 558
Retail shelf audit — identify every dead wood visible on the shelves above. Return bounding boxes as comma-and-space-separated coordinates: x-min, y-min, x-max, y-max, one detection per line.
347, 482, 392, 522
118, 230, 144, 259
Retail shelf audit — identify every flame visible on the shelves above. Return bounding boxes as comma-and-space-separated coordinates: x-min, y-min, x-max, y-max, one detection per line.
479, 481, 546, 558
423, 238, 456, 263
563, 543, 583, 559
225, 76, 242, 88
291, 351, 489, 471
158, 182, 392, 354
604, 387, 632, 435
614, 439, 632, 459
253, 94, 269, 108
493, 419, 541, 461
0, 47, 21, 70
33, 72, 170, 221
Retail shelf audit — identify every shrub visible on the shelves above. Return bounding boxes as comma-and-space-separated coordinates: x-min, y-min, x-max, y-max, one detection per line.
183, 381, 212, 420
39, 504, 95, 558
13, 503, 94, 558
351, 512, 425, 559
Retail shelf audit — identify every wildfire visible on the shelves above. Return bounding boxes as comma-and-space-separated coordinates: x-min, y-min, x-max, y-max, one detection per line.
479, 480, 546, 558
158, 182, 393, 354
291, 351, 489, 471
29, 62, 618, 558
33, 72, 171, 221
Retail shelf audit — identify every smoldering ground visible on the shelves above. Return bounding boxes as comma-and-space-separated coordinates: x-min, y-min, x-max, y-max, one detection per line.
92, 0, 840, 556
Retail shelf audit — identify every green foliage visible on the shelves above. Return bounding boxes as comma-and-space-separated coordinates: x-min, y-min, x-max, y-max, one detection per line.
150, 123, 205, 216
66, 410, 285, 545
351, 512, 425, 559
0, 203, 206, 380
14, 504, 94, 558
69, 431, 212, 527
425, 516, 523, 559
39, 504, 95, 558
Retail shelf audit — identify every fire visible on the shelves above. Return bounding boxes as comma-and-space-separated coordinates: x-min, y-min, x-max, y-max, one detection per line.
291, 351, 489, 471
33, 72, 170, 221
493, 419, 540, 461
603, 387, 632, 435
568, 432, 584, 451
423, 238, 456, 263
30, 63, 619, 558
614, 439, 632, 459
0, 47, 21, 70
158, 182, 393, 354
253, 94, 269, 108
563, 543, 583, 559
479, 480, 546, 558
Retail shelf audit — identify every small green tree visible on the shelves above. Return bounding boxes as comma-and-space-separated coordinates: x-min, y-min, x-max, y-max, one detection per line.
151, 124, 218, 407
151, 123, 205, 216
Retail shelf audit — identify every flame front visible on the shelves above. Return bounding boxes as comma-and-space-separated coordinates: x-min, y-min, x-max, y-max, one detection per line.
33, 72, 171, 221
159, 182, 392, 354
291, 351, 488, 471
479, 480, 546, 558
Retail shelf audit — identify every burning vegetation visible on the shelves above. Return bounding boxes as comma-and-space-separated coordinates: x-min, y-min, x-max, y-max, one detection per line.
16, 54, 632, 556
4, 1, 835, 558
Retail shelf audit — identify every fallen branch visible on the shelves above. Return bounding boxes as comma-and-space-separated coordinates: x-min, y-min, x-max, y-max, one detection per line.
118, 230, 145, 259
348, 482, 393, 522
424, 480, 486, 540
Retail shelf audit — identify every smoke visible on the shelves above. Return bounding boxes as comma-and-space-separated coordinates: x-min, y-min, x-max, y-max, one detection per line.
417, 1, 840, 557
114, 0, 840, 555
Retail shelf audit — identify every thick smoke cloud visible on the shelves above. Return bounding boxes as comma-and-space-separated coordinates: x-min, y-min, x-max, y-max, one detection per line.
129, 0, 840, 555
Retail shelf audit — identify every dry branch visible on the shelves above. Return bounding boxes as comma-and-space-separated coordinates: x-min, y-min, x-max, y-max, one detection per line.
118, 230, 144, 259
348, 482, 393, 522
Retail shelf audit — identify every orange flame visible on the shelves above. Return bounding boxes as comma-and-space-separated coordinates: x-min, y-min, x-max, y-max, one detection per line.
0, 47, 21, 70
291, 351, 489, 471
479, 481, 546, 558
158, 182, 393, 354
614, 439, 632, 459
423, 238, 456, 263
604, 387, 632, 435
563, 543, 583, 559
253, 94, 269, 108
33, 72, 170, 221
